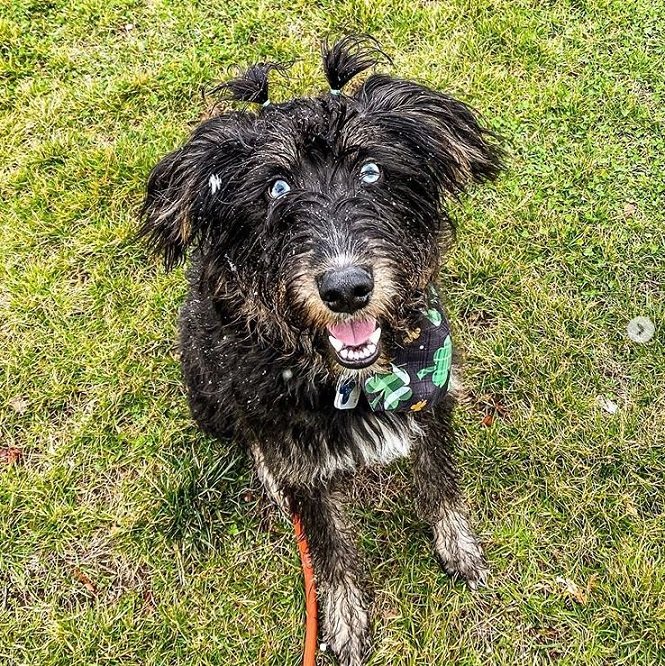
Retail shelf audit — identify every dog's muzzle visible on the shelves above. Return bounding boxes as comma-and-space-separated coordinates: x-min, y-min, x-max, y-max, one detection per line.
318, 266, 381, 368
318, 265, 380, 368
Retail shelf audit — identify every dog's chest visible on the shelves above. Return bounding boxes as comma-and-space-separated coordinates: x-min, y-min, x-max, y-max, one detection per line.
350, 414, 421, 467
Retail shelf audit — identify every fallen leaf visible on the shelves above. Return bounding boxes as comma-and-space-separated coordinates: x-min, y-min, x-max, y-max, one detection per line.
479, 394, 507, 426
481, 413, 494, 427
9, 396, 28, 415
72, 567, 96, 594
556, 576, 587, 605
0, 448, 22, 465
623, 202, 637, 218
595, 395, 618, 414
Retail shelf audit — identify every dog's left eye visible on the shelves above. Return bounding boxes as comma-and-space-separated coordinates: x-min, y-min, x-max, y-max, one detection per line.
269, 179, 291, 198
360, 162, 381, 184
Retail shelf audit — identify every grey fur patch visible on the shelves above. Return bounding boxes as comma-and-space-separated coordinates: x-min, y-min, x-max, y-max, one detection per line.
249, 443, 288, 512
352, 414, 422, 466
433, 509, 488, 589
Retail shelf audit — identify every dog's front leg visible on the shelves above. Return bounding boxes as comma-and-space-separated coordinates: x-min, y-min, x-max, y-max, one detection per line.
289, 485, 371, 666
412, 407, 489, 589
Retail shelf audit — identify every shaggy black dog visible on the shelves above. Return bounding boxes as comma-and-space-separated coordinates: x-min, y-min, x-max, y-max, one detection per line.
140, 36, 501, 666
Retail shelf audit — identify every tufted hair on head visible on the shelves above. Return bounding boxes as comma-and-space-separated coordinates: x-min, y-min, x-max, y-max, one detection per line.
322, 34, 392, 93
209, 62, 290, 106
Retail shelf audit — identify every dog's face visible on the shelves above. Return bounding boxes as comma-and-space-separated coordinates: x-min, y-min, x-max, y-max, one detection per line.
141, 40, 500, 373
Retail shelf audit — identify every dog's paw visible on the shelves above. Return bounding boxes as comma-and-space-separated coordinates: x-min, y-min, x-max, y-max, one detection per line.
323, 583, 372, 666
433, 510, 489, 590
333, 632, 372, 666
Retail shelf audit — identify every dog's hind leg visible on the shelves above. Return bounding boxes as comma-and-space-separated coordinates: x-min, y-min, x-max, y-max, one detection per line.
289, 485, 371, 666
411, 405, 489, 589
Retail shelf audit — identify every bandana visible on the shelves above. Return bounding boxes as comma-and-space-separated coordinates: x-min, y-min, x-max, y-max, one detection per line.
334, 285, 452, 412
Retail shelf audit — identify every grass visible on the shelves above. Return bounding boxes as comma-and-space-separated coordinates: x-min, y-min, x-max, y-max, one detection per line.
1, 0, 664, 664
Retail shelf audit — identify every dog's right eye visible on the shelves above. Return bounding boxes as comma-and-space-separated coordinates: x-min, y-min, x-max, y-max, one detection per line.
269, 179, 291, 198
360, 162, 381, 184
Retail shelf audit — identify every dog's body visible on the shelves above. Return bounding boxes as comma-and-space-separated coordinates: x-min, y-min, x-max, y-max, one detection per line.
141, 37, 501, 666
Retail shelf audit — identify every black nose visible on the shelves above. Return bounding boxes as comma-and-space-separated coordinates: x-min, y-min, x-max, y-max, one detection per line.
318, 266, 374, 314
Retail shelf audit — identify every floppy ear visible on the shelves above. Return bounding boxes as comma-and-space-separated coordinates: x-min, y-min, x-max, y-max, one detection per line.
354, 74, 503, 195
139, 117, 247, 269
139, 63, 281, 269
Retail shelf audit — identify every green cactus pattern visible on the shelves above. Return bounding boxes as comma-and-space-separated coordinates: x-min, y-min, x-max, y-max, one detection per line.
416, 335, 452, 387
425, 308, 442, 326
364, 364, 413, 411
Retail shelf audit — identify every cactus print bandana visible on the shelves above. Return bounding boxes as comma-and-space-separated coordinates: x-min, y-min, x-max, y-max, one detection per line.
334, 285, 452, 413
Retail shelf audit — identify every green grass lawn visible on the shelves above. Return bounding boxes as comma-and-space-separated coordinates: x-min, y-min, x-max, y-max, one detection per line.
1, 1, 664, 664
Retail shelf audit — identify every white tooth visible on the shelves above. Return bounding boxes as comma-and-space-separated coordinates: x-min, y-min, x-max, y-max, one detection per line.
367, 343, 376, 355
328, 335, 344, 352
369, 327, 382, 345
340, 348, 349, 360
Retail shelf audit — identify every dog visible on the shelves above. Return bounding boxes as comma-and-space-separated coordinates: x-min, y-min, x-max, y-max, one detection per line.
140, 35, 502, 666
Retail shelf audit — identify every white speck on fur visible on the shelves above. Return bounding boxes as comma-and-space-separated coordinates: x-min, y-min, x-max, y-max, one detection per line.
224, 253, 237, 273
208, 173, 222, 194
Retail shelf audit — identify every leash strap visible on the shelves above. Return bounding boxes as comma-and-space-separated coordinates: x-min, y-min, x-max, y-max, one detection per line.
292, 513, 318, 666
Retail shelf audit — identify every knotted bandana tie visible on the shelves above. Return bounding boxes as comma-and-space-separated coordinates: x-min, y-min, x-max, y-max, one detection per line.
334, 285, 452, 412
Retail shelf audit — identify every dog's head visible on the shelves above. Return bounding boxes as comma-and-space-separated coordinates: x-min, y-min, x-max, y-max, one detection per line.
140, 36, 501, 373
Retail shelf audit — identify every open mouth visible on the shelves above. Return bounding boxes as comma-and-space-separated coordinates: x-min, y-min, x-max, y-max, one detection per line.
327, 317, 381, 369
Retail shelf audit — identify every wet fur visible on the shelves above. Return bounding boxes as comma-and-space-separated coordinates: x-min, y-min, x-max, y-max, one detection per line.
140, 36, 501, 666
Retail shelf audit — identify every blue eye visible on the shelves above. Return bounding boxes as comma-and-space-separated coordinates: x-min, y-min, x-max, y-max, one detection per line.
269, 179, 291, 198
360, 162, 381, 184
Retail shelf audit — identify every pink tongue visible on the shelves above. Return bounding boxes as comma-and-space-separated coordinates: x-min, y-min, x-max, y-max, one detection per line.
328, 318, 376, 347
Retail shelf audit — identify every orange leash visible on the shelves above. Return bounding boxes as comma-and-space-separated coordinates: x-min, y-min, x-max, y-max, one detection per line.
292, 513, 318, 666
